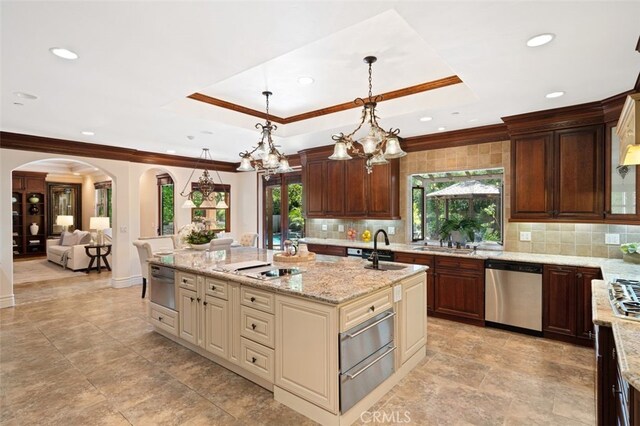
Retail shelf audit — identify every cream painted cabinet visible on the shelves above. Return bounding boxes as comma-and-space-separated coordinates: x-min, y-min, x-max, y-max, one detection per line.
275, 295, 339, 414
178, 287, 198, 345
397, 274, 427, 365
227, 282, 241, 365
203, 295, 229, 359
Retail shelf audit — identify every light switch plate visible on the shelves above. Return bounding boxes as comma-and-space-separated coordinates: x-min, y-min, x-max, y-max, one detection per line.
605, 233, 620, 245
393, 285, 402, 302
321, 224, 328, 231
120, 226, 127, 233
387, 226, 395, 235
338, 225, 345, 232
519, 231, 531, 241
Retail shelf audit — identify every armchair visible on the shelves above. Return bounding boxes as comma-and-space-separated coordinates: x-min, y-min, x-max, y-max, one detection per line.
133, 236, 175, 298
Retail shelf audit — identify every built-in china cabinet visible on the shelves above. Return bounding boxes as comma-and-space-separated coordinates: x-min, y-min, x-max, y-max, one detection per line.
12, 172, 47, 258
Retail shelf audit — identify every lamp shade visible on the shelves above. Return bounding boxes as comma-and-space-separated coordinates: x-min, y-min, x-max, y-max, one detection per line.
216, 199, 229, 209
89, 216, 110, 231
56, 215, 74, 226
236, 157, 255, 172
383, 137, 407, 159
328, 141, 352, 160
181, 199, 196, 209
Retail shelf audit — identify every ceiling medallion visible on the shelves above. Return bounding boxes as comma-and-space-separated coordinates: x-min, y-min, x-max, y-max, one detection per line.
329, 56, 406, 173
180, 147, 228, 209
237, 91, 292, 181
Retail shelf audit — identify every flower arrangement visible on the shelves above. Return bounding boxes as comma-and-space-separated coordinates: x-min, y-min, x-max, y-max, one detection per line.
620, 243, 640, 255
179, 222, 217, 246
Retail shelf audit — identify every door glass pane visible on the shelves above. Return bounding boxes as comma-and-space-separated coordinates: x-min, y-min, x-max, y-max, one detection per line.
160, 183, 174, 235
264, 185, 281, 249
610, 126, 637, 214
287, 182, 304, 242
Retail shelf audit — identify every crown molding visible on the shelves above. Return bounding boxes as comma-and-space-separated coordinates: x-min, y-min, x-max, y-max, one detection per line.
402, 124, 509, 152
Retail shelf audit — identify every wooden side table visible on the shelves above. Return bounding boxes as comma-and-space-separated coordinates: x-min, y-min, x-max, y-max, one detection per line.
85, 244, 112, 273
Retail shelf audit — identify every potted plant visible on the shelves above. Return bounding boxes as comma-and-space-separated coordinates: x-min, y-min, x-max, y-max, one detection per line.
179, 223, 217, 250
437, 217, 480, 245
620, 242, 640, 264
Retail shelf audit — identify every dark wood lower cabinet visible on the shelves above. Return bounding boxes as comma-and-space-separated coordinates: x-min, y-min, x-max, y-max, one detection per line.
306, 243, 346, 257
543, 264, 600, 346
432, 257, 485, 326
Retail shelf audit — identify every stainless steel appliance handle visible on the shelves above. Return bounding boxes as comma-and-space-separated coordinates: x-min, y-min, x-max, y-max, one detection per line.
346, 311, 396, 338
345, 346, 396, 380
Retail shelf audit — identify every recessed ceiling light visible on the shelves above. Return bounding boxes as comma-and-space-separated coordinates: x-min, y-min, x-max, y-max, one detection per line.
166, 150, 176, 154
468, 118, 479, 123
545, 91, 565, 99
14, 92, 37, 100
201, 130, 213, 135
73, 172, 80, 176
81, 131, 95, 136
451, 112, 460, 115
13, 102, 24, 106
49, 47, 79, 60
297, 77, 314, 85
438, 127, 446, 131
419, 116, 433, 122
527, 33, 555, 47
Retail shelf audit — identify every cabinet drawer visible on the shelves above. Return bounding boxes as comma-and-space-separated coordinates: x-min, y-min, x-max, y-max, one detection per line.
394, 252, 434, 267
149, 302, 178, 336
177, 272, 197, 291
205, 277, 228, 300
435, 256, 483, 272
339, 288, 393, 332
240, 337, 274, 383
307, 244, 347, 257
241, 286, 275, 314
240, 306, 275, 348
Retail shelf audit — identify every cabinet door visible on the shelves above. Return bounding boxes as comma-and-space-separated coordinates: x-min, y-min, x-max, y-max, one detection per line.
543, 265, 577, 337
344, 159, 368, 216
427, 271, 435, 314
434, 269, 484, 322
178, 288, 198, 345
555, 126, 604, 219
227, 282, 242, 365
324, 161, 345, 215
305, 161, 325, 217
398, 274, 426, 365
367, 160, 400, 219
511, 132, 554, 219
203, 295, 229, 359
275, 295, 338, 414
576, 267, 601, 342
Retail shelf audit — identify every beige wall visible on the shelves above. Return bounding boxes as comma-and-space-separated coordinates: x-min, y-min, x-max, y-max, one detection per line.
308, 140, 639, 259
139, 169, 160, 237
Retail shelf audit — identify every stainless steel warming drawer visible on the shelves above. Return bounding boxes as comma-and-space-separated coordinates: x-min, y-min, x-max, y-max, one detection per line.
339, 309, 396, 413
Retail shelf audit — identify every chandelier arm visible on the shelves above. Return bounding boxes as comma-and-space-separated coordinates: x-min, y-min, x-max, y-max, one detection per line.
179, 166, 199, 197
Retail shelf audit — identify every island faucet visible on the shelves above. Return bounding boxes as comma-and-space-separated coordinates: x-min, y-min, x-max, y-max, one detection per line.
369, 229, 390, 269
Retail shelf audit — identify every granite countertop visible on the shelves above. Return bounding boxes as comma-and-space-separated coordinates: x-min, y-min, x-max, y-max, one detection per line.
148, 247, 426, 305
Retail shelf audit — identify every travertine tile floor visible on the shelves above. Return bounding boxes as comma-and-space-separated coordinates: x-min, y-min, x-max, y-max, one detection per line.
1, 276, 595, 425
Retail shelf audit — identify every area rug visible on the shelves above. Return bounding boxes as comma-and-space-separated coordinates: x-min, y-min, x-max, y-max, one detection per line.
12, 258, 88, 285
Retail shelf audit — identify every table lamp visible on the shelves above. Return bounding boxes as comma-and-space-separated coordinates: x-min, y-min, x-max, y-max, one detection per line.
56, 215, 74, 233
90, 216, 110, 245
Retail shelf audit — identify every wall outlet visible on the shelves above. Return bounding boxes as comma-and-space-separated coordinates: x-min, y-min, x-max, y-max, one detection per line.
119, 226, 127, 233
519, 231, 531, 241
338, 224, 344, 232
387, 226, 395, 235
605, 233, 620, 245
321, 224, 328, 231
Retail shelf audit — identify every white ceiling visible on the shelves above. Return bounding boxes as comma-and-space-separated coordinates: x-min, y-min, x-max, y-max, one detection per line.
2, 1, 639, 163
14, 158, 105, 176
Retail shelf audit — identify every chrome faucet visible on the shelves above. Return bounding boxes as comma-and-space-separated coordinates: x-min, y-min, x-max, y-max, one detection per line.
369, 229, 390, 269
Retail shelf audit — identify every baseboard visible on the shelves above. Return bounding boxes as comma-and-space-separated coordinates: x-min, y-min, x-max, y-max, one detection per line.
0, 294, 16, 309
111, 276, 142, 288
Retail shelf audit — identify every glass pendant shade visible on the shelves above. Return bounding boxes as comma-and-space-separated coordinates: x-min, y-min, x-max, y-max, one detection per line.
328, 141, 352, 160
383, 137, 407, 159
265, 152, 280, 168
358, 134, 379, 155
237, 157, 255, 171
181, 199, 196, 209
277, 158, 293, 173
256, 142, 270, 159
370, 153, 389, 166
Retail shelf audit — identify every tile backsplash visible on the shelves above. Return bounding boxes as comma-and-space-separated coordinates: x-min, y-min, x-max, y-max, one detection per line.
306, 219, 406, 244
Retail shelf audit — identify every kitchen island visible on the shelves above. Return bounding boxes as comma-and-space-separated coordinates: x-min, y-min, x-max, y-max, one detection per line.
147, 247, 427, 426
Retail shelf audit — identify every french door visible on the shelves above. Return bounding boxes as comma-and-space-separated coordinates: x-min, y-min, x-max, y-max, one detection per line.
263, 173, 304, 249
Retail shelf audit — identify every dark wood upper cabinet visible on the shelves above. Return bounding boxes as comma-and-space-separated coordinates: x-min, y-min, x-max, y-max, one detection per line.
554, 126, 604, 220
300, 147, 400, 219
511, 132, 554, 219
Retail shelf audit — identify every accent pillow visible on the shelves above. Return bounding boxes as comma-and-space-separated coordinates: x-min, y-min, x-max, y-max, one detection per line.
77, 231, 91, 244
61, 231, 79, 246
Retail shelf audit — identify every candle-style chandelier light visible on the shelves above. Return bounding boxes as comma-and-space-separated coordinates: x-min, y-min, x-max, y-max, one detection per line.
237, 91, 293, 180
180, 148, 229, 209
329, 56, 406, 173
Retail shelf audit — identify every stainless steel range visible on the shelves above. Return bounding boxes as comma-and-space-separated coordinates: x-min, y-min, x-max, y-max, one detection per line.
608, 279, 640, 321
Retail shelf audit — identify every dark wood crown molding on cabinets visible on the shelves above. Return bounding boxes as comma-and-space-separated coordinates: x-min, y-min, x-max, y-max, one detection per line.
402, 124, 510, 151
0, 131, 239, 173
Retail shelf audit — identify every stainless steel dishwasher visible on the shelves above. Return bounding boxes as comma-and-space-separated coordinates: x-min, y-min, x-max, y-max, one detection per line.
149, 264, 176, 310
485, 260, 543, 334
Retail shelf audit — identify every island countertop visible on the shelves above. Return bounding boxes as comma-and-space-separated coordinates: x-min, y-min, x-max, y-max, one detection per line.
148, 247, 427, 305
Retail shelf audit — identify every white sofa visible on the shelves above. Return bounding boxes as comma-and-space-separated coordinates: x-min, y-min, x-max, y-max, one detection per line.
46, 230, 113, 271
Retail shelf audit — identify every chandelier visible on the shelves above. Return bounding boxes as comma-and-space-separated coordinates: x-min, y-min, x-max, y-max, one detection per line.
329, 56, 406, 173
237, 91, 293, 180
180, 148, 229, 209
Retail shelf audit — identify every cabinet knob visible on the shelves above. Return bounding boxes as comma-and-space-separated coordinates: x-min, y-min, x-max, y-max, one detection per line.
251, 357, 257, 363
203, 301, 208, 306
577, 273, 583, 279
182, 278, 187, 283
251, 323, 257, 330
211, 285, 216, 290
369, 305, 375, 312
158, 316, 163, 321
197, 297, 201, 303
190, 297, 194, 302
250, 297, 256, 303
612, 385, 621, 396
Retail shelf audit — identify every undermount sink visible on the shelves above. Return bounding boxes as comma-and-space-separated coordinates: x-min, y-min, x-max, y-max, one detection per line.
364, 263, 407, 271
413, 246, 473, 254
